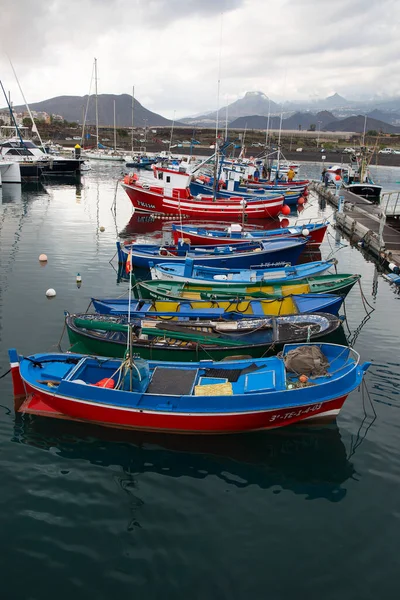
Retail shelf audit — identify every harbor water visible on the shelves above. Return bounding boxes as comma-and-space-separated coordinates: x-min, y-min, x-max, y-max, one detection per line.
0, 162, 399, 599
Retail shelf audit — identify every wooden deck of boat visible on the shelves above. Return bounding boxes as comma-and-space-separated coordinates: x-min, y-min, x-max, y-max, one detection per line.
311, 183, 400, 267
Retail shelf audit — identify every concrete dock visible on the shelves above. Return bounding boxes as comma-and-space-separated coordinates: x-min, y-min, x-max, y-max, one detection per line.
310, 182, 400, 268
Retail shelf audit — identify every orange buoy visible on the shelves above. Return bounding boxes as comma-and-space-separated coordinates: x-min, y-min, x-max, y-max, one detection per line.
297, 197, 305, 205
281, 217, 290, 228
299, 375, 308, 383
281, 204, 291, 216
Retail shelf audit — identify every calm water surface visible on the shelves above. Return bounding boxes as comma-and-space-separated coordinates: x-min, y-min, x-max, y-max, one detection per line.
0, 161, 399, 599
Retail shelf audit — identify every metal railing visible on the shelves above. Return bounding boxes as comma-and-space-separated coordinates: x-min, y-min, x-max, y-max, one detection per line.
382, 191, 400, 217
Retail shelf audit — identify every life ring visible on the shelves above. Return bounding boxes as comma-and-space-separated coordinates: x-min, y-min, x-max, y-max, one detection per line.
159, 247, 169, 256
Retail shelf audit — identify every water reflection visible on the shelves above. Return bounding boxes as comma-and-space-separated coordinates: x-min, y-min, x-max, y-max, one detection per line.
12, 417, 355, 502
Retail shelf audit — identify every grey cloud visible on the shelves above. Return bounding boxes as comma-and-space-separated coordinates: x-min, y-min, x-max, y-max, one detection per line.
0, 0, 399, 117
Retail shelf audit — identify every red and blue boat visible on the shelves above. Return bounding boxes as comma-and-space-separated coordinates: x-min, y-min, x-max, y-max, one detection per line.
172, 221, 328, 247
121, 167, 286, 219
9, 344, 370, 433
116, 237, 308, 270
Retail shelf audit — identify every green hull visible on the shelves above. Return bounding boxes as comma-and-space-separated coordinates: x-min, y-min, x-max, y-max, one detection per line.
138, 274, 360, 302
67, 322, 348, 362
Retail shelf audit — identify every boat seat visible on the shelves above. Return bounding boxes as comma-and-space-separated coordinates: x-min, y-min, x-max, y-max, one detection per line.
249, 301, 265, 316
139, 303, 153, 313
244, 359, 285, 393
244, 370, 276, 393
146, 367, 198, 395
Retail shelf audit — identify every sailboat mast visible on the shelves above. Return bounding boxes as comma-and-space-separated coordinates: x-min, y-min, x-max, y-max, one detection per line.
265, 97, 271, 147
276, 104, 284, 177
81, 60, 95, 147
8, 57, 45, 150
131, 86, 135, 154
0, 80, 25, 146
113, 100, 117, 151
362, 114, 367, 147
225, 97, 228, 140
213, 78, 220, 200
94, 58, 99, 149
168, 110, 176, 155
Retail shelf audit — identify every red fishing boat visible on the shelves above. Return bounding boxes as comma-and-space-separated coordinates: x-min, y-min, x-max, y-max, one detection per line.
121, 167, 285, 220
9, 345, 369, 434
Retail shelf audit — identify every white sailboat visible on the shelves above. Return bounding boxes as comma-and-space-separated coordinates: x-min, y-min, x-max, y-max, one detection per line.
84, 59, 126, 162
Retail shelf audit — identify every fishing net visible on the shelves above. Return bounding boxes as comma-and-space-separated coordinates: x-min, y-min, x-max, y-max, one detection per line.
283, 345, 329, 377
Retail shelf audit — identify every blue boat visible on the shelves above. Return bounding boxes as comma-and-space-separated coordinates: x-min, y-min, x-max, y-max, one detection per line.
125, 157, 157, 170
9, 344, 370, 433
189, 179, 303, 205
172, 221, 328, 248
148, 258, 336, 283
117, 237, 308, 270
91, 293, 344, 318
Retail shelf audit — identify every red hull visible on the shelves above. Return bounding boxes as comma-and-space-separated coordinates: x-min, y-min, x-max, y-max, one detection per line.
17, 380, 347, 434
172, 224, 328, 248
121, 183, 284, 220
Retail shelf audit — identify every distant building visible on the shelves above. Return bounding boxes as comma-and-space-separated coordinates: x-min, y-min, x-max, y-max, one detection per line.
29, 110, 51, 123
0, 109, 23, 126
0, 110, 9, 124
51, 114, 64, 122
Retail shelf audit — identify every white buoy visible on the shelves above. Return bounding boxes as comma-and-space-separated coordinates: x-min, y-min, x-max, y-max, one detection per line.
76, 273, 82, 283
389, 262, 397, 272
39, 254, 48, 262
46, 288, 56, 298
99, 226, 105, 232
302, 228, 310, 237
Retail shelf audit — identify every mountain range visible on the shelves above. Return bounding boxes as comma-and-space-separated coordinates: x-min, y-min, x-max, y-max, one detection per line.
182, 92, 280, 126
229, 110, 339, 130
7, 94, 176, 127
182, 91, 400, 128
5, 90, 400, 133
229, 112, 400, 134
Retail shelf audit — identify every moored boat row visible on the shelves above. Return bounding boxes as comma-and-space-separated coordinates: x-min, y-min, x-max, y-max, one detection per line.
8, 161, 371, 434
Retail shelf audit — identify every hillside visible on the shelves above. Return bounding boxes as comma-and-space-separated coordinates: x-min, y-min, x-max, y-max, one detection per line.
7, 94, 176, 127
229, 110, 337, 130
324, 115, 400, 134
182, 91, 280, 125
367, 109, 400, 125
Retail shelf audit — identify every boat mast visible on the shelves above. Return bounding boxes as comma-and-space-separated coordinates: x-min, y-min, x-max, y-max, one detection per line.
265, 97, 271, 147
168, 110, 176, 155
362, 114, 367, 147
225, 96, 228, 140
8, 57, 45, 150
213, 85, 220, 200
213, 13, 223, 200
94, 58, 99, 150
276, 104, 284, 179
0, 80, 25, 146
113, 99, 117, 151
131, 85, 135, 154
81, 60, 95, 147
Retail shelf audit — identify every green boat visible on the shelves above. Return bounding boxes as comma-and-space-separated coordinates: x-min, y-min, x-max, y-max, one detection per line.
65, 312, 347, 362
137, 274, 361, 302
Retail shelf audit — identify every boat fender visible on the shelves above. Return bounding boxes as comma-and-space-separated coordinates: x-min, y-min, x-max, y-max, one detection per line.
142, 182, 150, 190
302, 228, 310, 236
159, 247, 169, 256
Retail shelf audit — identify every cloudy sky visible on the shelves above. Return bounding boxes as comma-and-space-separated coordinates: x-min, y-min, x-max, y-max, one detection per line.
0, 0, 399, 119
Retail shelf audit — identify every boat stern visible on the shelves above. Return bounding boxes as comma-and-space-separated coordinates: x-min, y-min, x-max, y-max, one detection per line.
8, 348, 26, 407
